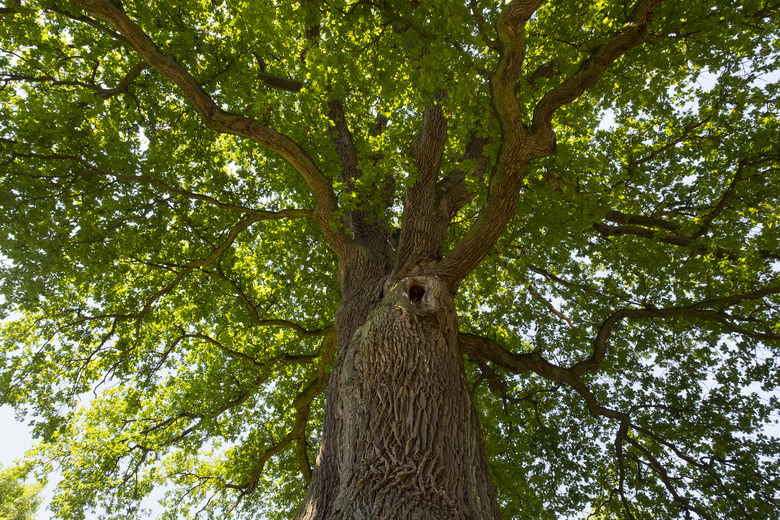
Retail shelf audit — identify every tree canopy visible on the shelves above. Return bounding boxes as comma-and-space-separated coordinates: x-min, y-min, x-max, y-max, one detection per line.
1, 0, 779, 518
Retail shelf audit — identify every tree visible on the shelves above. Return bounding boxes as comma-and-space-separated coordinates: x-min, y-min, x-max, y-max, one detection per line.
0, 465, 42, 520
0, 0, 778, 518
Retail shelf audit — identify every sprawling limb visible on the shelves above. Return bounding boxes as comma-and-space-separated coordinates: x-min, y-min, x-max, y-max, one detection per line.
441, 0, 664, 286
574, 287, 780, 376
70, 0, 350, 257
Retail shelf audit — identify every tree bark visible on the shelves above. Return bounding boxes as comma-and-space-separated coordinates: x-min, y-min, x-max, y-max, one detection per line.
295, 256, 501, 519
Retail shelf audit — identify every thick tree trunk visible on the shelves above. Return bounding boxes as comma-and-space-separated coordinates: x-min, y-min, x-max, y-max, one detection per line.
295, 256, 502, 519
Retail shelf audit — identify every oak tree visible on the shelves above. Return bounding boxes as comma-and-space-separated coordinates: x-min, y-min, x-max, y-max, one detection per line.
1, 0, 779, 518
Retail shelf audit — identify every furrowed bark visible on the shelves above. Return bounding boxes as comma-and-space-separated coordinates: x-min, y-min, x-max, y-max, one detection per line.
297, 274, 502, 519
295, 11, 502, 516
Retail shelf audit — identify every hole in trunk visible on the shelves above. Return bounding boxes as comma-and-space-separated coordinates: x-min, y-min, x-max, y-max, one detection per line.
409, 284, 425, 303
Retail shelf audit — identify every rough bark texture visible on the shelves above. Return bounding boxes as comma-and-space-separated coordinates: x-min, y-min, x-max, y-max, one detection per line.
295, 253, 501, 520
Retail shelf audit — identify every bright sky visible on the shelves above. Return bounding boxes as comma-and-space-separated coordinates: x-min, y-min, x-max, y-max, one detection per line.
0, 406, 33, 467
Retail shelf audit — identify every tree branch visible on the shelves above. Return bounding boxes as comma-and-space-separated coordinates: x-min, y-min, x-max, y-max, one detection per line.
460, 332, 632, 425
439, 0, 549, 285
624, 435, 716, 520
574, 287, 780, 377
395, 91, 450, 273
70, 0, 350, 257
256, 71, 304, 93
436, 128, 492, 218
469, 0, 499, 50
49, 5, 130, 44
132, 215, 264, 340
530, 0, 664, 139
327, 99, 366, 237
229, 329, 337, 494
8, 148, 312, 221
95, 61, 149, 98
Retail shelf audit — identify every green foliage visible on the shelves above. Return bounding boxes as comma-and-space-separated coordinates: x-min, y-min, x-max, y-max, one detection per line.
0, 465, 42, 520
1, 0, 779, 518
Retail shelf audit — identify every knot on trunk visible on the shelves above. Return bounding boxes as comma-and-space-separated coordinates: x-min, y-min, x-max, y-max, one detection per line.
408, 283, 425, 303
387, 276, 443, 316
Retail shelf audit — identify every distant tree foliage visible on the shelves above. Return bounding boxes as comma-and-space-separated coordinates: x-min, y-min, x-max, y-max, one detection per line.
1, 0, 779, 519
0, 465, 42, 520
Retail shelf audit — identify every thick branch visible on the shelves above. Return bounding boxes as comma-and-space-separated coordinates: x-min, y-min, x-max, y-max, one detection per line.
326, 102, 358, 178
439, 1, 548, 285
257, 71, 304, 93
436, 129, 492, 218
70, 0, 349, 256
530, 0, 663, 139
459, 332, 628, 422
492, 0, 546, 145
593, 220, 694, 246
460, 332, 563, 380
395, 92, 450, 273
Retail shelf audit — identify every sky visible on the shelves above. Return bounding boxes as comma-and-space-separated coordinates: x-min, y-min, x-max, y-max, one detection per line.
1, 406, 34, 468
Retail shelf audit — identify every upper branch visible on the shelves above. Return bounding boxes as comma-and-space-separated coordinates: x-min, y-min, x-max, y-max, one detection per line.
436, 129, 492, 218
469, 0, 498, 50
326, 100, 359, 185
438, 0, 546, 285
1, 61, 148, 99
439, 0, 666, 287
493, 0, 546, 146
70, 0, 349, 257
530, 0, 663, 139
9, 148, 311, 220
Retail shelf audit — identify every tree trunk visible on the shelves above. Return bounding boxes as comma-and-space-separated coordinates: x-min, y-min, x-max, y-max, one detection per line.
295, 256, 502, 519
